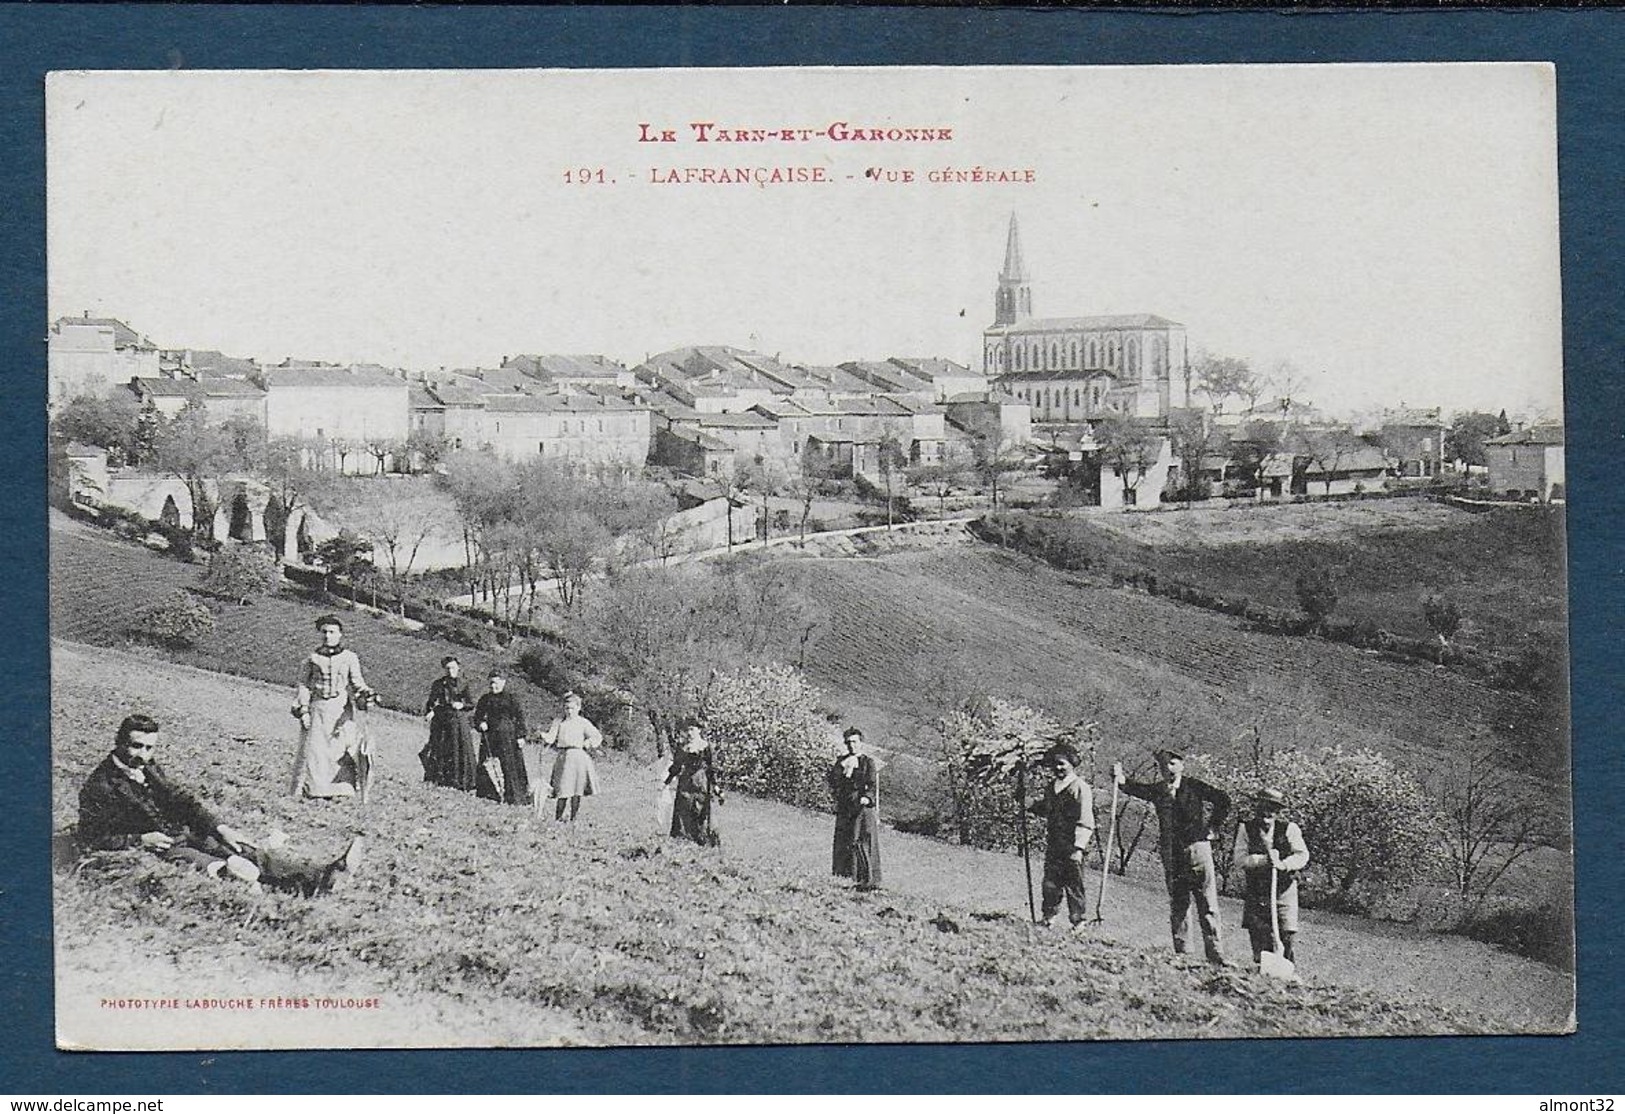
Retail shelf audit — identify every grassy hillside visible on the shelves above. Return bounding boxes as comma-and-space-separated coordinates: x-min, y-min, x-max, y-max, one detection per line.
53, 642, 1572, 1048
49, 512, 556, 727
774, 542, 1569, 800
1046, 500, 1567, 655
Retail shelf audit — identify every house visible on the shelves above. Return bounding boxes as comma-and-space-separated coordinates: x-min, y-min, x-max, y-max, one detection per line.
1485, 426, 1565, 502
884, 357, 987, 402
261, 363, 411, 472
49, 313, 161, 406
127, 376, 202, 419
654, 426, 737, 478
693, 410, 783, 464
504, 354, 635, 391
1379, 407, 1447, 478
1291, 443, 1391, 496
175, 349, 259, 380
944, 392, 1033, 445
449, 392, 653, 469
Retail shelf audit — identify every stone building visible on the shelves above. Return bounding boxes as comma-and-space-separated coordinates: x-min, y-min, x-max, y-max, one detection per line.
1485, 426, 1565, 502
261, 363, 410, 473
981, 215, 1189, 419
48, 314, 160, 407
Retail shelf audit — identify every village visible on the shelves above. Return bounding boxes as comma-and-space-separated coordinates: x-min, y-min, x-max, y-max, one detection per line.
49, 215, 1564, 578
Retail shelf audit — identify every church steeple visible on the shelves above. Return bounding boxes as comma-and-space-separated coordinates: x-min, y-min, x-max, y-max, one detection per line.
994, 212, 1032, 325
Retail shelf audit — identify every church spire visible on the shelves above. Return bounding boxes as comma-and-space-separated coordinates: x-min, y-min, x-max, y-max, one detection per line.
994, 212, 1032, 325
1001, 212, 1028, 282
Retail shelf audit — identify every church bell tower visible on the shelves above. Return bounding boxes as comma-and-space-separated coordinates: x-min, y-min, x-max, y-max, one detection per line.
994, 212, 1033, 326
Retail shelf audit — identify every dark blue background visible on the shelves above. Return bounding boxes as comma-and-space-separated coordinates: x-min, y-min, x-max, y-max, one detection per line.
3, 6, 1619, 1095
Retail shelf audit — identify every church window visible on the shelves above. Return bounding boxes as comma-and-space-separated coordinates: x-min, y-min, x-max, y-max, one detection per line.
1086, 339, 1098, 366
1051, 343, 1060, 366
1069, 341, 1078, 366
1127, 338, 1139, 374
1015, 347, 1024, 371
1074, 389, 1082, 407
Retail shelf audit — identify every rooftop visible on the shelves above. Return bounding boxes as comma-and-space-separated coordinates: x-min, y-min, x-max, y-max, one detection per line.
1487, 426, 1564, 447
54, 315, 152, 349
987, 313, 1184, 333
263, 365, 406, 390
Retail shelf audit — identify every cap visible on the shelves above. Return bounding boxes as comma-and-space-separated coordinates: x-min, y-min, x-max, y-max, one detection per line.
1256, 788, 1286, 809
1154, 747, 1185, 762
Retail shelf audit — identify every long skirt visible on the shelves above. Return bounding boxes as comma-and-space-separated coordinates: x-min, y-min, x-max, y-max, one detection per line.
832, 806, 882, 887
289, 694, 357, 799
671, 788, 718, 846
549, 747, 598, 798
476, 725, 533, 806
421, 710, 479, 791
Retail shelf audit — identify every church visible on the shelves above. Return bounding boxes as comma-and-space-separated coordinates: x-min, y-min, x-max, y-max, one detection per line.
983, 214, 1190, 422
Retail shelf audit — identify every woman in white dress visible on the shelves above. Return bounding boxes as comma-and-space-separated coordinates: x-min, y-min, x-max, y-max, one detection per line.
289, 615, 374, 800
539, 691, 602, 822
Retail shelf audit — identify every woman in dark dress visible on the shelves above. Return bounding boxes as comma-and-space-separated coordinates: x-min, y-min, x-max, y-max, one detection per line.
420, 656, 479, 791
829, 725, 882, 889
665, 722, 720, 846
474, 667, 531, 806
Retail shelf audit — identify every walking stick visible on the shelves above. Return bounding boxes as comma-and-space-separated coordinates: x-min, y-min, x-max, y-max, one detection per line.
1092, 778, 1121, 923
1016, 759, 1037, 924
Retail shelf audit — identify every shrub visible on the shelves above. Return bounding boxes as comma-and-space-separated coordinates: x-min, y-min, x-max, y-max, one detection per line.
1453, 898, 1574, 971
1213, 745, 1446, 914
700, 664, 832, 810
1422, 593, 1462, 644
1293, 566, 1339, 631
936, 697, 1072, 852
424, 612, 504, 651
130, 590, 215, 648
201, 542, 281, 604
514, 639, 638, 751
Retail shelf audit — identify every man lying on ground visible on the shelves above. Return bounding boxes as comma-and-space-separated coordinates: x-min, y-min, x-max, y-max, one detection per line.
78, 713, 363, 896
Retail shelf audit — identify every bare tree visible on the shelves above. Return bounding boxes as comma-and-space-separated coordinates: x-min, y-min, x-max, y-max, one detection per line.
151, 402, 241, 544
1192, 351, 1255, 416
906, 444, 971, 521
1431, 741, 1555, 909
1268, 359, 1313, 418
1300, 428, 1358, 496
787, 445, 840, 548
344, 481, 449, 616
1092, 416, 1163, 507
970, 423, 1024, 515
874, 424, 910, 529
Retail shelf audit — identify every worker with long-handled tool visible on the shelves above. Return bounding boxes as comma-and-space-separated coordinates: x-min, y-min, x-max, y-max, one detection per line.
1092, 768, 1122, 924
1027, 743, 1096, 930
1113, 748, 1233, 966
1236, 788, 1310, 979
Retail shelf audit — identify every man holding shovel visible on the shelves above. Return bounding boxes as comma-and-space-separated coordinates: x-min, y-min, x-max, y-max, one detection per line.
1237, 788, 1310, 973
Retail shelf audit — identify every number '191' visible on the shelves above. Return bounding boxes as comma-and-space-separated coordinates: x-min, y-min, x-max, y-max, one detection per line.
564, 168, 609, 184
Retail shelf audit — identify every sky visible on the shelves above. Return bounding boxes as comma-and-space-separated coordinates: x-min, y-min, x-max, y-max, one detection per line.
47, 65, 1563, 419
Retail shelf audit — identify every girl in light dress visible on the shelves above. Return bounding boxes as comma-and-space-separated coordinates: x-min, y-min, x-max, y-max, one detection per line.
538, 691, 603, 822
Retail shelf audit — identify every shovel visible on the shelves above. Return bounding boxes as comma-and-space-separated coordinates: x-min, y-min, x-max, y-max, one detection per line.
1259, 863, 1297, 981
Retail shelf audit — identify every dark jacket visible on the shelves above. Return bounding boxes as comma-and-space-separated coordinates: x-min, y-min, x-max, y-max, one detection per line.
1121, 774, 1231, 849
1030, 774, 1097, 861
77, 755, 222, 851
425, 675, 474, 718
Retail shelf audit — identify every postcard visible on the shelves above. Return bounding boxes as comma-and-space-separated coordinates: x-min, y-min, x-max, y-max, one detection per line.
47, 64, 1570, 1050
